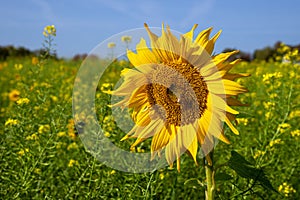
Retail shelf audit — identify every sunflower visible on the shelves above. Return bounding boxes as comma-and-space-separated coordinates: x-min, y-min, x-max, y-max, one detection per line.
110, 23, 249, 171
8, 89, 20, 102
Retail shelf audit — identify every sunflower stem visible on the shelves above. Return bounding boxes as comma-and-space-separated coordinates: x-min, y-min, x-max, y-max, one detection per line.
205, 151, 215, 200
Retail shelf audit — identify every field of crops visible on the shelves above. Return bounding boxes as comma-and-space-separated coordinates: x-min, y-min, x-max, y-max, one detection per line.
1, 45, 300, 199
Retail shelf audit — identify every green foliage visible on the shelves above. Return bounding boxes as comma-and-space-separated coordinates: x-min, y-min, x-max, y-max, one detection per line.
228, 150, 276, 192
0, 56, 299, 199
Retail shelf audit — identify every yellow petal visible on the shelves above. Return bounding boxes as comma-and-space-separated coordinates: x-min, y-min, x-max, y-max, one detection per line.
212, 50, 239, 66
203, 30, 222, 55
183, 24, 198, 40
151, 126, 170, 153
225, 116, 239, 135
195, 27, 213, 46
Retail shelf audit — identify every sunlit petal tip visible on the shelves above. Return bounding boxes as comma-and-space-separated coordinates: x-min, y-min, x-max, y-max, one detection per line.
211, 30, 222, 42
176, 158, 181, 172
120, 135, 130, 141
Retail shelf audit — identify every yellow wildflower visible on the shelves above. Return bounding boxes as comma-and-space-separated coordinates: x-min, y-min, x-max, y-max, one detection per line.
263, 101, 275, 109
38, 124, 51, 134
121, 35, 132, 43
278, 123, 291, 133
107, 42, 116, 48
57, 131, 67, 137
50, 95, 58, 102
100, 83, 113, 92
67, 142, 79, 150
104, 131, 111, 137
110, 170, 116, 175
291, 130, 300, 137
289, 110, 300, 119
236, 118, 249, 126
137, 147, 145, 153
265, 111, 272, 120
14, 64, 23, 70
269, 139, 283, 148
68, 159, 79, 167
16, 98, 30, 105
262, 72, 282, 84
43, 25, 56, 37
159, 173, 165, 180
269, 93, 278, 99
17, 148, 29, 156
5, 118, 18, 126
253, 150, 265, 159
26, 133, 39, 140
278, 182, 296, 197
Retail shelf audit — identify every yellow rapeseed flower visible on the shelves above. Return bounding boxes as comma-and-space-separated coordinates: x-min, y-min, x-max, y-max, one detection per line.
26, 133, 39, 140
278, 123, 291, 133
14, 64, 23, 70
263, 101, 275, 109
107, 42, 116, 49
67, 142, 79, 150
159, 173, 165, 180
68, 159, 79, 167
253, 150, 265, 159
100, 83, 113, 92
104, 131, 111, 137
43, 25, 56, 37
109, 23, 249, 171
291, 129, 300, 137
265, 111, 272, 120
269, 139, 283, 147
38, 124, 51, 134
121, 35, 132, 43
262, 72, 282, 84
278, 182, 296, 197
236, 118, 249, 126
5, 118, 19, 126
8, 89, 20, 101
50, 95, 58, 102
16, 98, 30, 105
289, 110, 300, 119
57, 131, 67, 137
17, 148, 29, 156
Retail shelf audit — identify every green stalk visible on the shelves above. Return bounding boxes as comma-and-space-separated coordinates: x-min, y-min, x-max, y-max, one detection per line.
205, 151, 215, 200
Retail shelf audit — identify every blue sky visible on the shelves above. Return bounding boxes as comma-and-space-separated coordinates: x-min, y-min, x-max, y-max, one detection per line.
1, 0, 300, 58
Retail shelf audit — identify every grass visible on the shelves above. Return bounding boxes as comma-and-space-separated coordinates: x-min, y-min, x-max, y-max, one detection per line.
1, 55, 299, 199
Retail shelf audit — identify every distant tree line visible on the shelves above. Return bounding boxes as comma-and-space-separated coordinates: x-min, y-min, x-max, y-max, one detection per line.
0, 45, 58, 61
223, 41, 300, 62
1, 42, 299, 62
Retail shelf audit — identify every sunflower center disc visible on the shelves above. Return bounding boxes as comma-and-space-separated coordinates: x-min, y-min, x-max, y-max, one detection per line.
146, 62, 208, 126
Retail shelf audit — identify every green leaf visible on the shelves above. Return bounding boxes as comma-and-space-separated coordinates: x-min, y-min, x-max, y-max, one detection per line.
228, 150, 277, 192
215, 172, 233, 181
